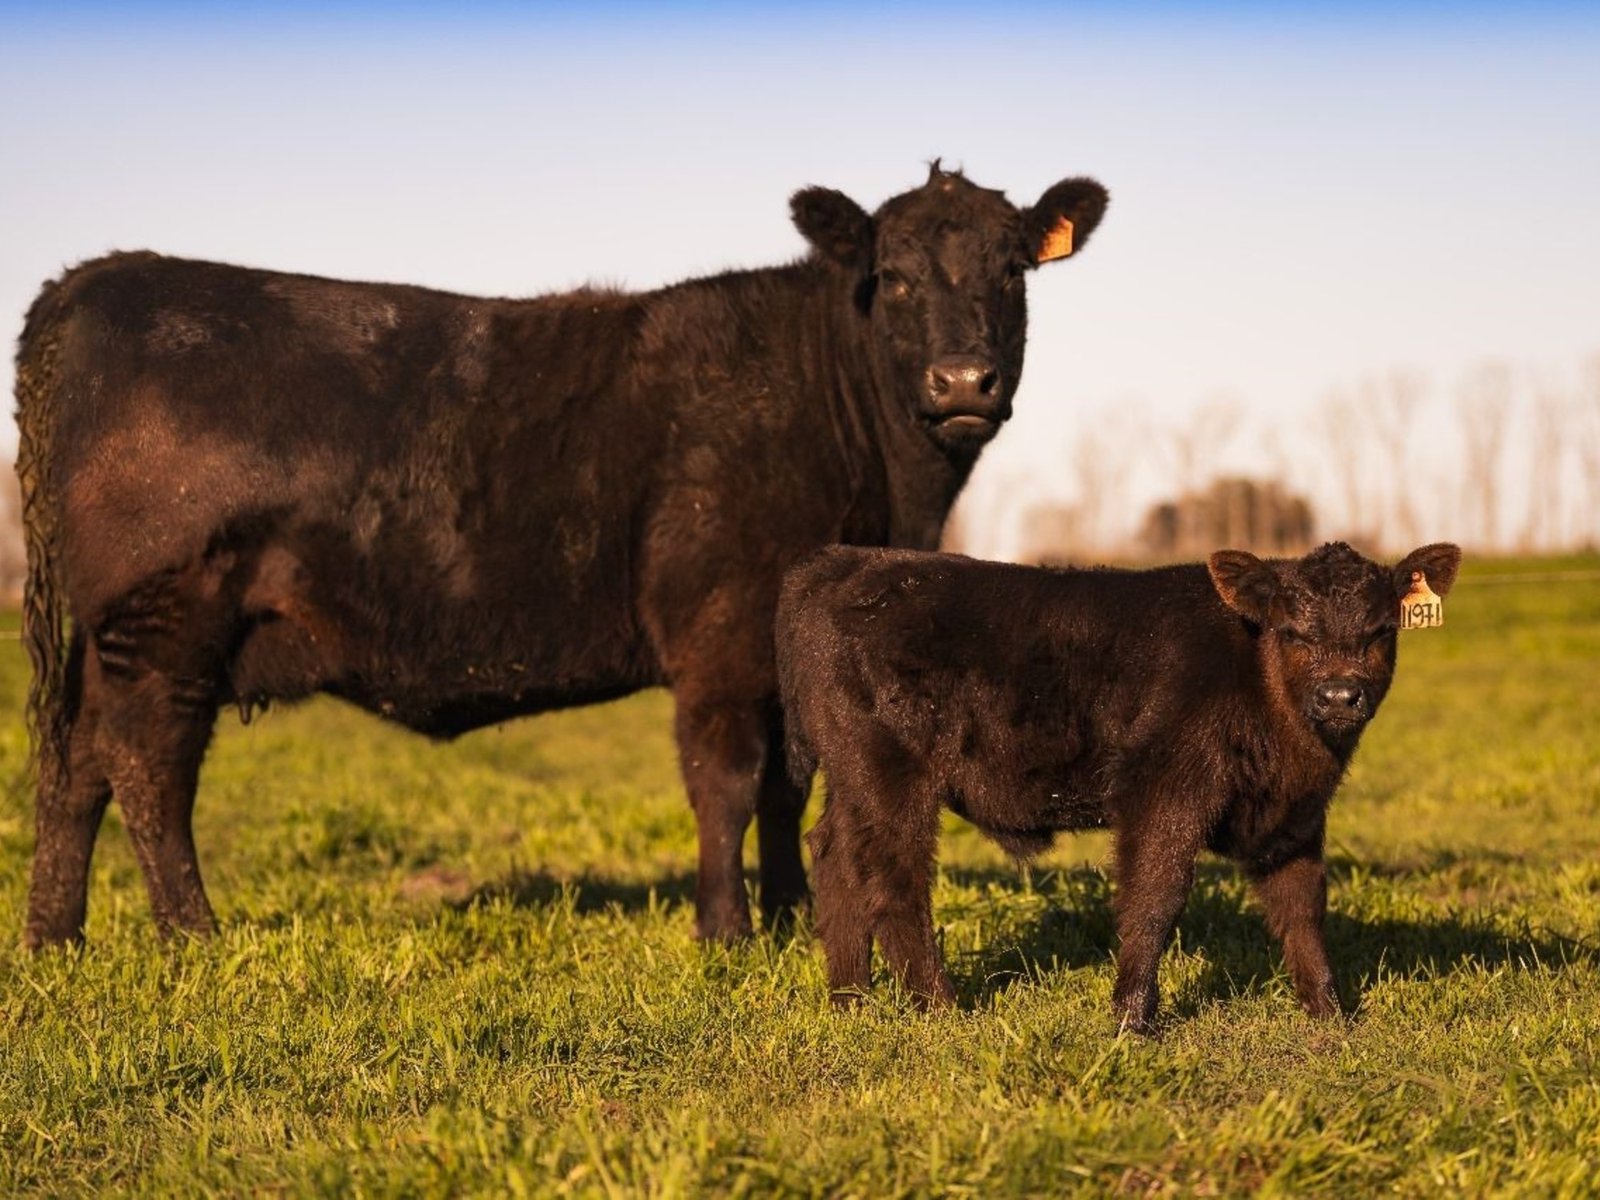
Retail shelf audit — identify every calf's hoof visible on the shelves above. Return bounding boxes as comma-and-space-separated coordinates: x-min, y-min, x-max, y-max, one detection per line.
1297, 985, 1345, 1020
1113, 990, 1160, 1037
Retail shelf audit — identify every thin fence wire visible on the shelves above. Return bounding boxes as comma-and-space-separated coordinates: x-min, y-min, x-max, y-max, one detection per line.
0, 569, 1590, 643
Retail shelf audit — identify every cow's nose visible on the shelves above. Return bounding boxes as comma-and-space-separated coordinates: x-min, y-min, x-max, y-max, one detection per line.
1313, 680, 1368, 719
926, 355, 1001, 416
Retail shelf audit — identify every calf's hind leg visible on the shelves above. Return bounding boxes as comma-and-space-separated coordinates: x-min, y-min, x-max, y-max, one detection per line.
806, 799, 872, 1002
25, 632, 113, 949
812, 769, 952, 1007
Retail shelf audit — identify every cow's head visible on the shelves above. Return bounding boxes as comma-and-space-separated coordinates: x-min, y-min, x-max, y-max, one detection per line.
1209, 542, 1462, 753
791, 162, 1108, 455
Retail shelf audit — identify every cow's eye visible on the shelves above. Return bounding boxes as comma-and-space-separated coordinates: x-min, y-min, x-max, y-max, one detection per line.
1364, 625, 1397, 650
1002, 263, 1027, 289
1277, 626, 1310, 646
878, 269, 910, 300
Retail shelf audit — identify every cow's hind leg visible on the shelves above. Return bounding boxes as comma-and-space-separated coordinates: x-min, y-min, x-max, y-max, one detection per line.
89, 579, 231, 938
95, 667, 220, 937
25, 631, 113, 949
756, 714, 810, 932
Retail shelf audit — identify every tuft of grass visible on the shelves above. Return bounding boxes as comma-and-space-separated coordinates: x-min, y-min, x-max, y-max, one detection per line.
1, 555, 1598, 1195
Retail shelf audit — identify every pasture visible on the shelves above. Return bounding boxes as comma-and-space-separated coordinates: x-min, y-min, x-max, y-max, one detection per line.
1, 554, 1598, 1196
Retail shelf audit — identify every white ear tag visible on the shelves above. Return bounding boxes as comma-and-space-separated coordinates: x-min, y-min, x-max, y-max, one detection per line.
1400, 570, 1443, 630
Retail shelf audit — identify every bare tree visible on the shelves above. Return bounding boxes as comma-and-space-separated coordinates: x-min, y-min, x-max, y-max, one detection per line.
1517, 378, 1567, 552
1457, 362, 1513, 551
1161, 396, 1241, 555
1359, 369, 1426, 552
1317, 388, 1367, 544
1578, 354, 1600, 549
1069, 404, 1144, 554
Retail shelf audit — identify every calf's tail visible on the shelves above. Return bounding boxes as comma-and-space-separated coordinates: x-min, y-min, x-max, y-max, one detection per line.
14, 279, 72, 791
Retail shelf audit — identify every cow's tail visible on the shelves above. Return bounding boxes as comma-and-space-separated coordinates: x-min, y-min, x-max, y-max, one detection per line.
774, 580, 819, 789
14, 277, 72, 794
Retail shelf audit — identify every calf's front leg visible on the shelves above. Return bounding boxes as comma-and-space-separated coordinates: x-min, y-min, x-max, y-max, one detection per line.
1249, 847, 1341, 1018
1111, 812, 1203, 1034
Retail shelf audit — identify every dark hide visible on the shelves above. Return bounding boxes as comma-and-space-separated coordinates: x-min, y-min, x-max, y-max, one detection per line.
13, 164, 1109, 949
776, 541, 1461, 1031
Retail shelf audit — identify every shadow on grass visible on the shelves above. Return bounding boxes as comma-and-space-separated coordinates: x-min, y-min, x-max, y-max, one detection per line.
460, 867, 700, 916
456, 867, 817, 942
437, 857, 1596, 1014
942, 861, 1599, 1012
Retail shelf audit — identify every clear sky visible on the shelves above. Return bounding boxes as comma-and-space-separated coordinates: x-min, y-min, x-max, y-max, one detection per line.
3, 3, 1598, 553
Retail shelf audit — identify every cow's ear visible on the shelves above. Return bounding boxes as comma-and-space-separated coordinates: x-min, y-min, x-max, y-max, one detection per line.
1209, 549, 1277, 623
791, 187, 873, 272
1024, 177, 1109, 266
1393, 543, 1462, 598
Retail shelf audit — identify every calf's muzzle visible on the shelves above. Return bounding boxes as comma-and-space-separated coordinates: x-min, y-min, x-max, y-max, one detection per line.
1312, 680, 1369, 723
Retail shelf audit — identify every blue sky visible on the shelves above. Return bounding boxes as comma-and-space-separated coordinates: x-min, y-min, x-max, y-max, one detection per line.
3, 3, 1597, 550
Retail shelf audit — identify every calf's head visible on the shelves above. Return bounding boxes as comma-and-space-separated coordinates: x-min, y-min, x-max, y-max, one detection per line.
1209, 541, 1462, 752
791, 162, 1108, 455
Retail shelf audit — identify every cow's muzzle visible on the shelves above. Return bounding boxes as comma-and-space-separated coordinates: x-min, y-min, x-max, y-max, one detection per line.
925, 355, 1005, 434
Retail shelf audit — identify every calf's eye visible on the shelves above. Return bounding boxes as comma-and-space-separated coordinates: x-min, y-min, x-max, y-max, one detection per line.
1277, 626, 1310, 646
1364, 626, 1398, 651
878, 270, 910, 300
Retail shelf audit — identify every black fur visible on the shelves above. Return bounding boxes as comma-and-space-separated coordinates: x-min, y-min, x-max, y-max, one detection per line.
776, 541, 1461, 1030
13, 166, 1109, 949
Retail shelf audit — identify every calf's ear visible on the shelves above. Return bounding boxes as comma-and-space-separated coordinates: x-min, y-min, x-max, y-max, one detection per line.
1209, 549, 1277, 623
1393, 543, 1462, 597
1024, 177, 1109, 266
791, 187, 873, 272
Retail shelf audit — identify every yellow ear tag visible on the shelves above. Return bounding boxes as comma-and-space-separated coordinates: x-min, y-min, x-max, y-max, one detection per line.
1037, 216, 1075, 262
1400, 570, 1443, 630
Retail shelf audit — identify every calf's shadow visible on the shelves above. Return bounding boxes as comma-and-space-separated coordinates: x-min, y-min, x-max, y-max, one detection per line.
945, 858, 1598, 1015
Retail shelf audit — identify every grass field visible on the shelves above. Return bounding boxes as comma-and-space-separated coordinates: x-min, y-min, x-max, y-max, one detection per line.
1, 555, 1598, 1196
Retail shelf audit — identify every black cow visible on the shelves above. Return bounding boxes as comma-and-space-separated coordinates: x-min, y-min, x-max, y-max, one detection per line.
13, 163, 1109, 949
777, 541, 1461, 1031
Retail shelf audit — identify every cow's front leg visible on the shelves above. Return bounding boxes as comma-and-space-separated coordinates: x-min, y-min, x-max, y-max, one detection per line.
1111, 809, 1202, 1034
674, 694, 767, 941
1250, 844, 1341, 1018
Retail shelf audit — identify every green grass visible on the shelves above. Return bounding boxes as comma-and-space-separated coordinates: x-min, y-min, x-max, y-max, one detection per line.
2, 555, 1599, 1196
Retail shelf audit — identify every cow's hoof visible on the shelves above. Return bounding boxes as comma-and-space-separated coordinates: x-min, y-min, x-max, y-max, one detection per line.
22, 924, 85, 954
695, 912, 755, 944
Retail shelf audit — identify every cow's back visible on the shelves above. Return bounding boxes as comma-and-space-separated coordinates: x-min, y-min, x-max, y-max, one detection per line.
21, 252, 666, 731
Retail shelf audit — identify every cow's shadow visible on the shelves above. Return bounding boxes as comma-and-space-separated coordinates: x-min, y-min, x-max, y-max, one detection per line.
459, 867, 700, 917
942, 857, 1599, 1014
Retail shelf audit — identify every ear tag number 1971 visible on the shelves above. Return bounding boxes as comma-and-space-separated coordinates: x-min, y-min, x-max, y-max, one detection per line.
1400, 570, 1443, 630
